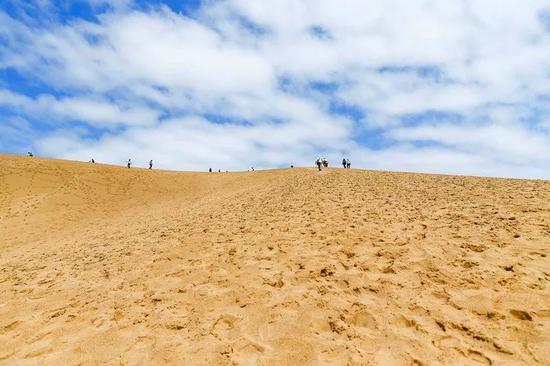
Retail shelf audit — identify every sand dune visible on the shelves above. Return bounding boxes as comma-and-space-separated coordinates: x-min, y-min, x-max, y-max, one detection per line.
0, 154, 549, 365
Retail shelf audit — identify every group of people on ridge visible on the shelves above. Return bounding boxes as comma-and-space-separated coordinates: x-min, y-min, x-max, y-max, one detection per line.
315, 157, 329, 171
315, 157, 351, 171
28, 152, 352, 172
342, 158, 351, 169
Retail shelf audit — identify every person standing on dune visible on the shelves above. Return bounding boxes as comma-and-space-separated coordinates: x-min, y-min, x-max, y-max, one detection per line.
316, 158, 322, 171
127, 159, 131, 168
149, 160, 153, 169
342, 158, 347, 168
346, 159, 351, 169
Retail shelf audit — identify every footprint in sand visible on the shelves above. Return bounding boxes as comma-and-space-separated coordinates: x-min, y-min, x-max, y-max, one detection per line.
350, 310, 378, 329
211, 314, 240, 338
509, 309, 532, 321
231, 338, 266, 365
1, 320, 20, 334
468, 349, 492, 365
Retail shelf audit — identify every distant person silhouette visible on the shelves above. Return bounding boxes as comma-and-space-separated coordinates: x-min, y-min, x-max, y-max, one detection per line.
342, 158, 347, 168
149, 160, 153, 169
91, 158, 95, 163
209, 168, 212, 172
27, 152, 33, 157
316, 158, 322, 171
127, 159, 131, 168
346, 159, 351, 169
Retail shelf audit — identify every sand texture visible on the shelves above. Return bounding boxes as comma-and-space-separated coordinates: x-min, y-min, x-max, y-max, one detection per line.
0, 154, 549, 365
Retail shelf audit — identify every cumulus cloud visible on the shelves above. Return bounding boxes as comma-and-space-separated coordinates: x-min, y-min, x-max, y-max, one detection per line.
0, 0, 549, 178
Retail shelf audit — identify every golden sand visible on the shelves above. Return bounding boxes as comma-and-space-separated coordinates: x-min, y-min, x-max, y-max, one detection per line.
0, 154, 549, 365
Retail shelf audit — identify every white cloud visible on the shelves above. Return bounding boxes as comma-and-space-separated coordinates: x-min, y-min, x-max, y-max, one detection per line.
0, 89, 159, 127
387, 122, 550, 166
47, 96, 159, 127
350, 145, 549, 180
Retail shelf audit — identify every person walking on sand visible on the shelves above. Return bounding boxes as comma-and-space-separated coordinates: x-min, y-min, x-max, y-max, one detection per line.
346, 159, 351, 169
316, 158, 322, 171
127, 159, 131, 168
149, 160, 153, 170
342, 158, 347, 168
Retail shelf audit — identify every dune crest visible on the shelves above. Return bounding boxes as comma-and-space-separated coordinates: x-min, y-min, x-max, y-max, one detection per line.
1, 154, 549, 365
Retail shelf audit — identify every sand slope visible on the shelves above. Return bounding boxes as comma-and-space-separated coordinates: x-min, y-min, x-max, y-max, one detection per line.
0, 154, 549, 365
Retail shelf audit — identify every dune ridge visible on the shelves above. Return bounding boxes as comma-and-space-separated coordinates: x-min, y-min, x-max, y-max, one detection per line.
0, 154, 549, 365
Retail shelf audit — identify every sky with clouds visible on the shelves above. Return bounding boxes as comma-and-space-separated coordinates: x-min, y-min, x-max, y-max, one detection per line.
1, 0, 549, 178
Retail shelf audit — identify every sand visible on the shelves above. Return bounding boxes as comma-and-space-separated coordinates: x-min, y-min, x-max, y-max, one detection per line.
0, 153, 549, 365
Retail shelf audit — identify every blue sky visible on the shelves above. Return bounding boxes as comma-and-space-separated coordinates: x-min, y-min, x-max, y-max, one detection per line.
1, 0, 549, 178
